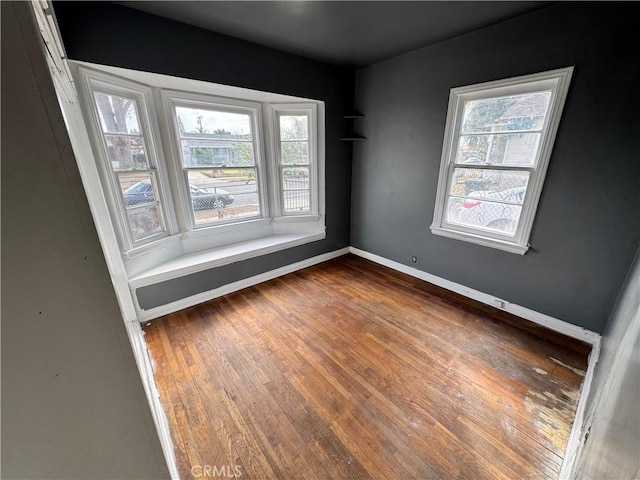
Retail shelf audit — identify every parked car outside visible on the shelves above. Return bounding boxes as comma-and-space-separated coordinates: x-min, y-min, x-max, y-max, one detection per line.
121, 179, 156, 206
122, 179, 234, 210
455, 186, 526, 234
189, 184, 234, 210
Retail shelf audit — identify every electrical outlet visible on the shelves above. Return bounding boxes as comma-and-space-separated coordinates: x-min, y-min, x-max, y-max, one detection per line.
411, 256, 418, 263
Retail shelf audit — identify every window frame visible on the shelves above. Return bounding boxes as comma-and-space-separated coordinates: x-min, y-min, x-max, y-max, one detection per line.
270, 104, 319, 218
430, 67, 574, 254
75, 69, 177, 252
72, 62, 325, 277
161, 90, 268, 231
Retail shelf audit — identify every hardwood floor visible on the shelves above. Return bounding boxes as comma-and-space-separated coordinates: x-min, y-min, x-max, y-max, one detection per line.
143, 254, 590, 479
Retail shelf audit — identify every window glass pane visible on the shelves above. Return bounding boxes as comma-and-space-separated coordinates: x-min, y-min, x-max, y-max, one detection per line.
461, 92, 551, 134
282, 167, 309, 189
192, 192, 260, 225
176, 107, 254, 167
120, 172, 158, 206
187, 169, 259, 225
279, 115, 308, 141
281, 141, 309, 165
179, 140, 254, 168
282, 167, 310, 213
447, 196, 521, 236
94, 92, 141, 134
105, 135, 148, 170
175, 107, 252, 138
450, 168, 529, 198
455, 132, 541, 167
126, 204, 165, 240
446, 196, 465, 225
284, 190, 310, 213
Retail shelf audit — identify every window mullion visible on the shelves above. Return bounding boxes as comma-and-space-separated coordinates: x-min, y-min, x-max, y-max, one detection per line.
462, 128, 544, 136
448, 193, 523, 207
450, 164, 534, 172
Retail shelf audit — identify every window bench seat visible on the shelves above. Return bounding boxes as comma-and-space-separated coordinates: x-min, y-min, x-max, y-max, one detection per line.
128, 232, 325, 289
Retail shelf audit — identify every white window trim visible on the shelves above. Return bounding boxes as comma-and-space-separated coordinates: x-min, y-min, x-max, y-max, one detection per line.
74, 68, 179, 252
70, 61, 325, 284
160, 90, 268, 231
431, 67, 574, 254
270, 104, 319, 217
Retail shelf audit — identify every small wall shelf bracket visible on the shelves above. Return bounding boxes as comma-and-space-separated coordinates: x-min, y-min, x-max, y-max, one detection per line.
340, 112, 366, 141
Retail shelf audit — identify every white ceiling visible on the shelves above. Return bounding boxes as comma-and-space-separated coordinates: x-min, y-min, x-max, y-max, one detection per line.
121, 1, 550, 68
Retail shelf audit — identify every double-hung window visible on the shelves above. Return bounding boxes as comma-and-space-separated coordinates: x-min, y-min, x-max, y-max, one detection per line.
73, 63, 324, 278
163, 93, 265, 229
431, 67, 573, 254
272, 105, 318, 216
81, 75, 173, 250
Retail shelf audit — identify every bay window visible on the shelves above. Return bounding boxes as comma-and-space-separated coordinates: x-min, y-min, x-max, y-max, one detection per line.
73, 63, 325, 281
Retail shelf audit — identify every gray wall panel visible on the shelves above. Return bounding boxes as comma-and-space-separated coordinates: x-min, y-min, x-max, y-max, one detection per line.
576, 248, 640, 478
1, 3, 170, 477
352, 3, 640, 333
136, 240, 338, 310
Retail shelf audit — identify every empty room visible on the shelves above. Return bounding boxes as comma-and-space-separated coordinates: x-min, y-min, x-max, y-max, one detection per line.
2, 1, 639, 479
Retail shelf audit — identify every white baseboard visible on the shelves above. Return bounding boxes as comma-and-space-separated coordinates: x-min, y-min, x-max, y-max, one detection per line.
137, 247, 351, 322
561, 306, 639, 479
348, 247, 600, 345
559, 337, 601, 479
124, 320, 179, 480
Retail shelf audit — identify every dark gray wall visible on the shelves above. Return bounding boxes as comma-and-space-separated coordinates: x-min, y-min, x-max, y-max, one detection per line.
53, 1, 353, 310
1, 3, 169, 478
352, 3, 640, 333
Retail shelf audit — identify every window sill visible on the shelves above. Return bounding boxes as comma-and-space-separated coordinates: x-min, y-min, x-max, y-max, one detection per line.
430, 225, 529, 255
273, 214, 321, 223
128, 231, 326, 288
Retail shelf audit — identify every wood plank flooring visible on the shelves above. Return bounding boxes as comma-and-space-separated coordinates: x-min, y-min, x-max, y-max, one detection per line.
143, 254, 590, 479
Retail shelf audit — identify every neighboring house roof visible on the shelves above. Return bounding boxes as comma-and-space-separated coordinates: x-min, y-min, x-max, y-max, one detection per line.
497, 92, 550, 121
180, 132, 250, 148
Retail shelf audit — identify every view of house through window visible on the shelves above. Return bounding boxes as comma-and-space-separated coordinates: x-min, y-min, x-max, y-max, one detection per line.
174, 106, 261, 225
431, 67, 573, 254
447, 91, 551, 236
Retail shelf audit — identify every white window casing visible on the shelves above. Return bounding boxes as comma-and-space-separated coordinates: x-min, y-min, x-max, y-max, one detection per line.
161, 91, 268, 230
271, 104, 319, 218
75, 69, 177, 252
71, 62, 325, 281
431, 67, 574, 254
